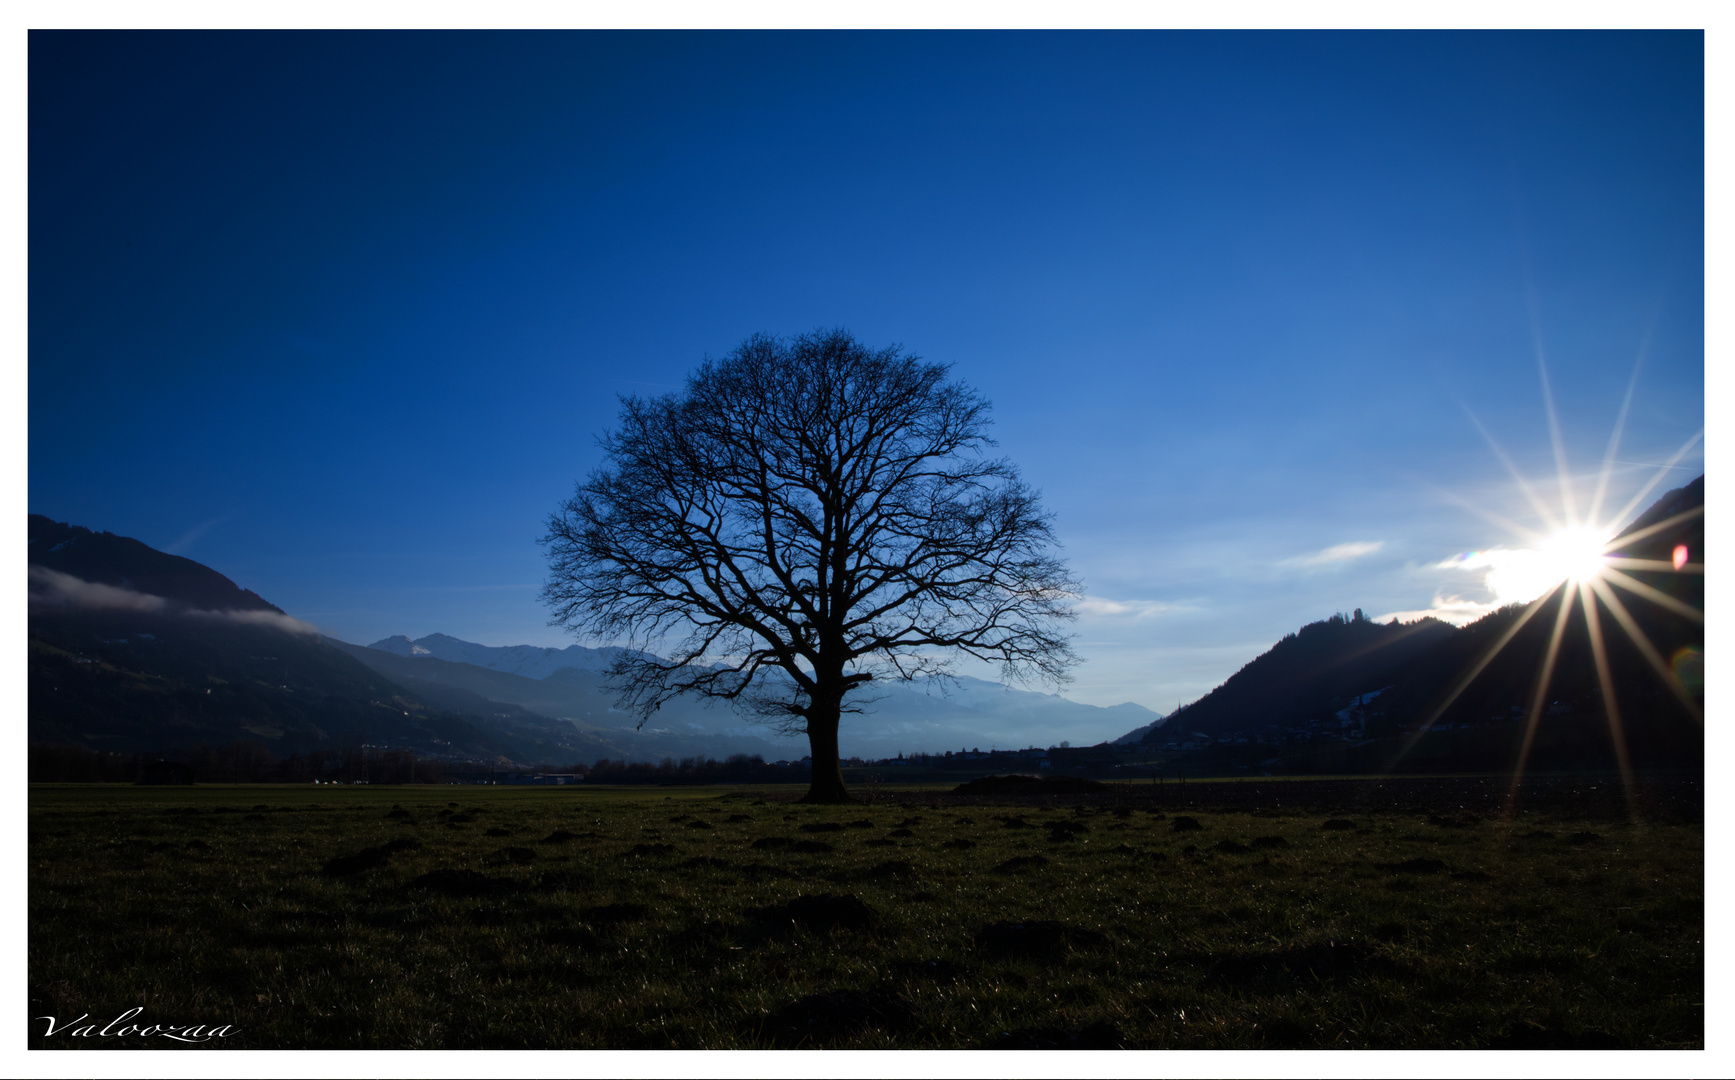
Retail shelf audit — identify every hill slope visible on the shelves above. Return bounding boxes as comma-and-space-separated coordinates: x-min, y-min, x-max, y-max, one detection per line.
1138, 477, 1703, 773
28, 517, 582, 763
30, 515, 280, 613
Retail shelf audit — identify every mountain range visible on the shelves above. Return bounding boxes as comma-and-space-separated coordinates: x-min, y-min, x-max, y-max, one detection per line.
341, 632, 1163, 759
365, 633, 634, 678
27, 514, 1162, 764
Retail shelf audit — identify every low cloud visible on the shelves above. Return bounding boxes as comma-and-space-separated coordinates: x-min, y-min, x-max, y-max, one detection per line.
186, 608, 322, 636
1074, 597, 1179, 621
1282, 540, 1385, 568
29, 566, 320, 635
1375, 593, 1501, 627
29, 566, 166, 611
1375, 546, 1555, 628
1434, 548, 1557, 607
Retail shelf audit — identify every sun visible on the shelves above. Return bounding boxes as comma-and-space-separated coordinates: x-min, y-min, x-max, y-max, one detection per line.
1535, 524, 1612, 585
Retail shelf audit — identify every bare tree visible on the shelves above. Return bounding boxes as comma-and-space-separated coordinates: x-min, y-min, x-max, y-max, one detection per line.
541, 329, 1079, 802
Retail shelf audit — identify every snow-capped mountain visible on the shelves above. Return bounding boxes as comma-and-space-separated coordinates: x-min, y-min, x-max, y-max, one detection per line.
367, 632, 640, 680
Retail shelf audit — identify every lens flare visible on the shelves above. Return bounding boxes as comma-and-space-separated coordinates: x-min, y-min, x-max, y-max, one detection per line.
1670, 647, 1704, 697
1390, 349, 1702, 820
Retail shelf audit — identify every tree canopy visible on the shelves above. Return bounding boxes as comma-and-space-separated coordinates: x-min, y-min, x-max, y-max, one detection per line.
542, 329, 1078, 801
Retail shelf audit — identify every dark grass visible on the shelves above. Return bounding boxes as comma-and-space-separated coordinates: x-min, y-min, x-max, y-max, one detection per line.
28, 775, 1702, 1049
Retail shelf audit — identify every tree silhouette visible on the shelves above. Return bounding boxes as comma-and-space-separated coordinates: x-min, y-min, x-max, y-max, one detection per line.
541, 329, 1079, 802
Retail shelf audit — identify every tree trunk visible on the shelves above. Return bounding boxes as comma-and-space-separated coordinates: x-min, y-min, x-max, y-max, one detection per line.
800, 700, 853, 804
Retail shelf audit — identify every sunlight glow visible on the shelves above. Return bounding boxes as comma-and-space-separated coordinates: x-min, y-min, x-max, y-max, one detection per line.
1388, 348, 1703, 819
1440, 525, 1612, 608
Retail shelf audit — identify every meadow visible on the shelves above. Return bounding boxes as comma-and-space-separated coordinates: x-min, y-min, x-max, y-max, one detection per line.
28, 775, 1702, 1050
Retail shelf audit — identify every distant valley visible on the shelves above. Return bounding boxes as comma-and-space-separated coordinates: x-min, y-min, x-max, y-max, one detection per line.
341, 632, 1164, 761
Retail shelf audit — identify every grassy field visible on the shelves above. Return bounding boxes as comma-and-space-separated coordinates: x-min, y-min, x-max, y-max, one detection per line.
28, 776, 1702, 1049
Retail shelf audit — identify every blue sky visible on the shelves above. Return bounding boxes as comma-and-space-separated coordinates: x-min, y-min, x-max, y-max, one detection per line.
29, 31, 1704, 721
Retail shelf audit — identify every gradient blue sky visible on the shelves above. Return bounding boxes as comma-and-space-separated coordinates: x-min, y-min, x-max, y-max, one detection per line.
29, 31, 1704, 719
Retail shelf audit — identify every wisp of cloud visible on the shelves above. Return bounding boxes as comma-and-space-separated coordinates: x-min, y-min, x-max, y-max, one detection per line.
1282, 540, 1385, 568
29, 566, 166, 612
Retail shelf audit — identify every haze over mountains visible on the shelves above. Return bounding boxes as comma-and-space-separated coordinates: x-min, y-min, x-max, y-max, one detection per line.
348, 632, 1164, 759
